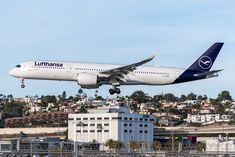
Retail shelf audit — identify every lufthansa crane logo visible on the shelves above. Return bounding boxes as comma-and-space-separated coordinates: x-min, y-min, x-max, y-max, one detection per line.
198, 56, 212, 70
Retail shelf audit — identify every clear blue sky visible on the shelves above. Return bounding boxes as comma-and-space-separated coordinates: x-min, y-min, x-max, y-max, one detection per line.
0, 0, 234, 98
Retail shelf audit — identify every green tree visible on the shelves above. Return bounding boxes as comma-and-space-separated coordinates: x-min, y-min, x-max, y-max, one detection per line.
79, 106, 88, 113
78, 88, 83, 95
152, 94, 163, 102
169, 108, 180, 114
62, 91, 67, 100
40, 96, 47, 108
151, 94, 163, 109
195, 142, 206, 151
152, 140, 162, 151
187, 92, 197, 100
129, 140, 141, 151
43, 95, 57, 104
105, 139, 124, 151
163, 93, 177, 102
130, 91, 150, 111
216, 104, 225, 114
197, 95, 203, 101
95, 96, 104, 100
179, 94, 187, 102
64, 129, 68, 141
202, 95, 208, 100
2, 102, 25, 119
210, 98, 220, 106
217, 90, 232, 102
105, 139, 114, 150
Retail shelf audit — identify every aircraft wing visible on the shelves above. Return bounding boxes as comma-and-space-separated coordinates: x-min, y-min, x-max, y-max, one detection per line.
100, 54, 155, 83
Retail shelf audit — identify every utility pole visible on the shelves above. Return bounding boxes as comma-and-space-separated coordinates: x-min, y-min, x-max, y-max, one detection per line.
226, 133, 228, 155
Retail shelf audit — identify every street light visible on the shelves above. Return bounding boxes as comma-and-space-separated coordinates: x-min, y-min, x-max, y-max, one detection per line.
72, 121, 78, 157
72, 121, 84, 157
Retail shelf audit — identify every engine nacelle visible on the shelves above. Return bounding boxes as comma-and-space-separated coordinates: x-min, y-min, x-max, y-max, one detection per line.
77, 73, 98, 89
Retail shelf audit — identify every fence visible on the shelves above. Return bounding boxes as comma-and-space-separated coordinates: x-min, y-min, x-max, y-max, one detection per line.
1, 139, 235, 157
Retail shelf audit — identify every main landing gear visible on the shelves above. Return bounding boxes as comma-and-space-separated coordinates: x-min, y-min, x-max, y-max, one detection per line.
109, 87, 121, 95
20, 78, 25, 88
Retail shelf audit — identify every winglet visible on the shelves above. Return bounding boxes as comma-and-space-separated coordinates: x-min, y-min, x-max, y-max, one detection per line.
147, 51, 159, 61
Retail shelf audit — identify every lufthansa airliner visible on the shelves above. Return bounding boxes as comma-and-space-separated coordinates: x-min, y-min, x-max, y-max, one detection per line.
9, 42, 223, 95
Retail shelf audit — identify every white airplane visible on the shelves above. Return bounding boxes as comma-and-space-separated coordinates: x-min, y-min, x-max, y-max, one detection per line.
9, 42, 223, 95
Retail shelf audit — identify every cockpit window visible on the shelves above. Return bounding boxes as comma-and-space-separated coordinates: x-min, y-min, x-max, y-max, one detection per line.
16, 65, 21, 68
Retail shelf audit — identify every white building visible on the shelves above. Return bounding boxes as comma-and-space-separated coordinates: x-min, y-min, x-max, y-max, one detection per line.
68, 106, 154, 146
206, 138, 235, 152
186, 114, 234, 125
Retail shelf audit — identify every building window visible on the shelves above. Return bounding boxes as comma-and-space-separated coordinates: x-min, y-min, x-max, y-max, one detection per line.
124, 124, 128, 127
112, 117, 122, 120
104, 123, 109, 126
76, 118, 81, 120
83, 118, 88, 120
104, 117, 109, 120
140, 130, 143, 133
77, 130, 81, 133
97, 124, 102, 127
129, 124, 132, 127
97, 130, 102, 132
124, 117, 128, 120
140, 124, 143, 127
97, 117, 102, 120
68, 118, 74, 121
139, 118, 143, 121
144, 131, 148, 133
90, 118, 95, 120
129, 130, 132, 133
150, 119, 155, 122
144, 119, 148, 121
83, 130, 88, 133
144, 124, 148, 127
90, 124, 95, 126
129, 118, 132, 120
83, 124, 88, 127
90, 130, 95, 132
124, 130, 128, 133
104, 130, 109, 132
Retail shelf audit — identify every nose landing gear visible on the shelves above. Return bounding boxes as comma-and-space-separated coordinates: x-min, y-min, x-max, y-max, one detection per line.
20, 78, 25, 88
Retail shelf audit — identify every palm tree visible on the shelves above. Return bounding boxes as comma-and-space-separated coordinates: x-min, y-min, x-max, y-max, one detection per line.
105, 139, 115, 151
129, 140, 141, 151
77, 122, 84, 141
152, 140, 162, 151
105, 139, 124, 151
97, 124, 103, 142
78, 88, 83, 99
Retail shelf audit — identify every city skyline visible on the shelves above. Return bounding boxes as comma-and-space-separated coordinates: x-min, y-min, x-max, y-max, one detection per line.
0, 0, 234, 98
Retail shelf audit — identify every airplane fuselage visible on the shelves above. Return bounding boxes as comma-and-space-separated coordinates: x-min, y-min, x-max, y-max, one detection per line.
9, 61, 185, 86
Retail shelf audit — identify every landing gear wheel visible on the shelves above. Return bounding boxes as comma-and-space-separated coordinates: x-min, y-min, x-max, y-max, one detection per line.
116, 88, 121, 94
109, 89, 115, 95
21, 84, 25, 88
109, 88, 121, 95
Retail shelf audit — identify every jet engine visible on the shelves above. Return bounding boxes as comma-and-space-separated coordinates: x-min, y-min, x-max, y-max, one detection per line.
77, 73, 99, 89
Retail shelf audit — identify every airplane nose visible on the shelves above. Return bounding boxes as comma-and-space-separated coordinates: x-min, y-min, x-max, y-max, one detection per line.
9, 69, 15, 76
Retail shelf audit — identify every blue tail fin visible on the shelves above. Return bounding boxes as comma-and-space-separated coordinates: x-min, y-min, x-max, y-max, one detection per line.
173, 42, 224, 84
187, 42, 224, 72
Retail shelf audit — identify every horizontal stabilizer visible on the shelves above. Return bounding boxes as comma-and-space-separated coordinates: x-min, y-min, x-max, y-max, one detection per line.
194, 69, 223, 78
